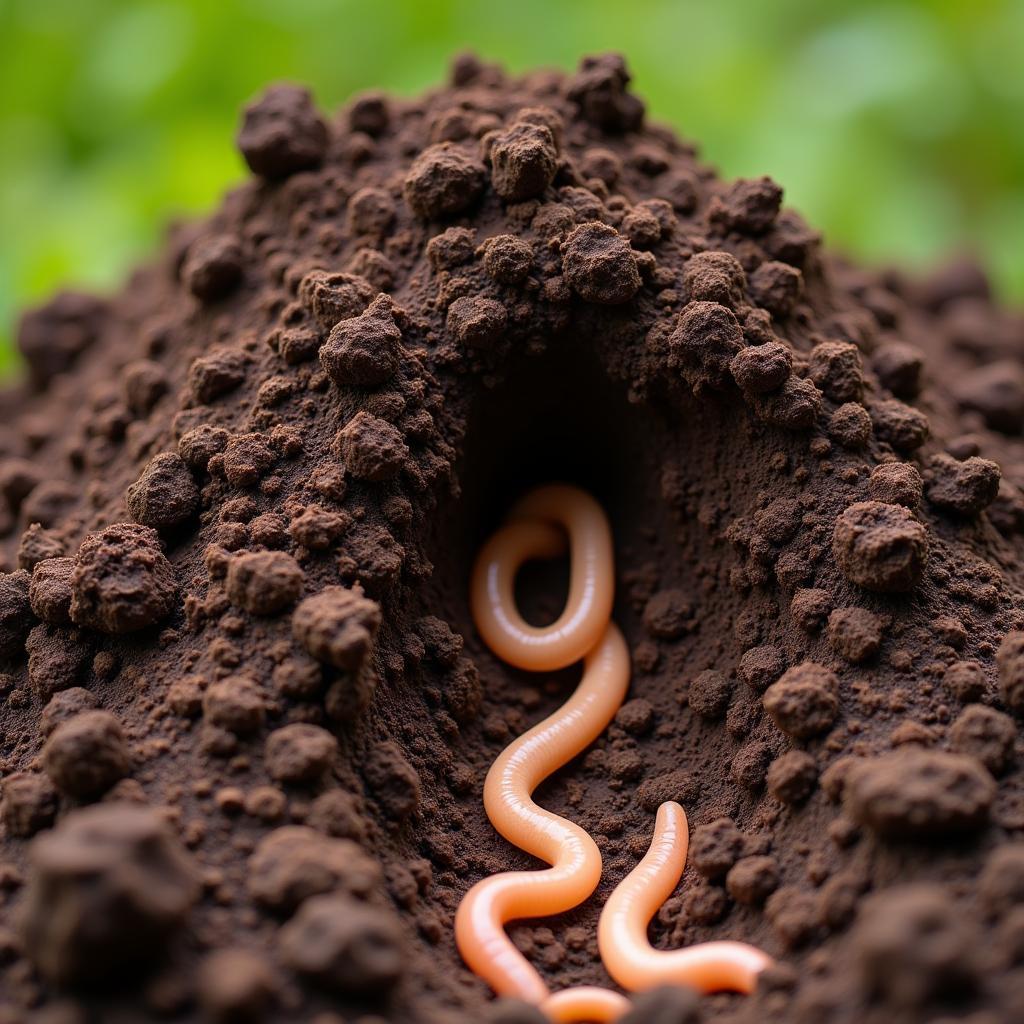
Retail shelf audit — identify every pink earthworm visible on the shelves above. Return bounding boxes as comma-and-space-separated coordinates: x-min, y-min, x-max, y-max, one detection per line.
454, 620, 629, 1004
457, 485, 626, 1009
458, 485, 771, 1021
598, 801, 773, 994
470, 484, 615, 673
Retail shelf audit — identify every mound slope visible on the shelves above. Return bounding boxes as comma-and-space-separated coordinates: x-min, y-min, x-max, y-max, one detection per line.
2, 53, 1024, 1024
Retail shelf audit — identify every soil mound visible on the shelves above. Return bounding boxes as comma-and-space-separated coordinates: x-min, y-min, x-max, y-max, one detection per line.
3, 52, 1024, 1023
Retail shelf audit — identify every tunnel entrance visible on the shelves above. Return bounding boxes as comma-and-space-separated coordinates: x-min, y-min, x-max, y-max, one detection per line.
416, 339, 700, 989
439, 337, 677, 588
408, 335, 784, 1011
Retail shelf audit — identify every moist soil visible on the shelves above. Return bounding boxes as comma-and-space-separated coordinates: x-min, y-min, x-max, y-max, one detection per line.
3, 52, 1024, 1024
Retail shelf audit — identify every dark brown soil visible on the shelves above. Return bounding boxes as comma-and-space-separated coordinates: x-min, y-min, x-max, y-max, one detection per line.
3, 52, 1024, 1024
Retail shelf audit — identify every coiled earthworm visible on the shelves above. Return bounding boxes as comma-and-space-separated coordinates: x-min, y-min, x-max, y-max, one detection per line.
598, 801, 773, 994
456, 485, 628, 1004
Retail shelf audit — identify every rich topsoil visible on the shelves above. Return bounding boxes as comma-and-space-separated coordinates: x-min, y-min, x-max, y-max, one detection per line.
3, 52, 1024, 1024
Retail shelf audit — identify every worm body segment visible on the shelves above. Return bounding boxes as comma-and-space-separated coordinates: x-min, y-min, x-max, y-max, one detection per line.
470, 485, 614, 672
541, 987, 631, 1022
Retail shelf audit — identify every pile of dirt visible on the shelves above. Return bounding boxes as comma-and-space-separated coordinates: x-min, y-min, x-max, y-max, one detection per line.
2, 52, 1024, 1024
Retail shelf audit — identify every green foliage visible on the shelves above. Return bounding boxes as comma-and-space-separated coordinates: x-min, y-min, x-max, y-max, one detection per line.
1, 0, 1022, 378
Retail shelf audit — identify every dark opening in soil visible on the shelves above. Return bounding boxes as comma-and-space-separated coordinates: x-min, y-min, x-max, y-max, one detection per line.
436, 339, 675, 615
416, 341, 711, 993
411, 339, 787, 1000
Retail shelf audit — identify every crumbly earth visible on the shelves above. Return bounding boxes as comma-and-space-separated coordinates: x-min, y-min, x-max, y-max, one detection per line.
2, 52, 1024, 1024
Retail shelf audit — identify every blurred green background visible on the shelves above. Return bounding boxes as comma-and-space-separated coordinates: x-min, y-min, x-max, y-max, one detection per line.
2, 0, 1023, 380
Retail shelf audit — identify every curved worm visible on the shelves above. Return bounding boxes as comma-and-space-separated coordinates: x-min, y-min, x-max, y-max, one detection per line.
470, 485, 614, 672
457, 485, 628, 1003
598, 801, 773, 994
455, 622, 629, 1002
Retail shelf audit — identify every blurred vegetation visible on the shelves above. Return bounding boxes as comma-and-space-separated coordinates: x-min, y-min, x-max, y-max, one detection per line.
1, 0, 1023, 379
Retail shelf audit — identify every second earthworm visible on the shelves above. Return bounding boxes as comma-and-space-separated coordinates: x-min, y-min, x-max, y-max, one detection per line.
598, 801, 773, 994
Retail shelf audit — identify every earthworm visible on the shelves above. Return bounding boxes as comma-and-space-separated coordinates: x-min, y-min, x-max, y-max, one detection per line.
598, 801, 773, 994
458, 484, 771, 1021
456, 485, 627, 1006
454, 621, 629, 1003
